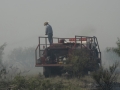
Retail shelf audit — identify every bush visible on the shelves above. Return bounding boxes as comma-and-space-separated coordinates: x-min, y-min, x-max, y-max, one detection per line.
64, 48, 99, 77
91, 62, 119, 90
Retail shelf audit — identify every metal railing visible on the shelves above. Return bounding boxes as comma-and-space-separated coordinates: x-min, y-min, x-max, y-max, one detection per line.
35, 36, 101, 65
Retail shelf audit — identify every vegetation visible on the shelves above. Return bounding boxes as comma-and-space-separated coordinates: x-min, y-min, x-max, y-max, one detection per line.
92, 62, 119, 90
0, 43, 6, 64
64, 48, 99, 77
0, 72, 93, 90
107, 38, 120, 56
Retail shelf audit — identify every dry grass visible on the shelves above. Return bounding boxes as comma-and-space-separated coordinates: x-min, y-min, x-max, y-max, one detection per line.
45, 75, 95, 90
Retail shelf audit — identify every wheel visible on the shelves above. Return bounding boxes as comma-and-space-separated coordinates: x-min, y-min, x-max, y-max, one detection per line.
50, 66, 63, 76
43, 67, 51, 78
43, 66, 63, 77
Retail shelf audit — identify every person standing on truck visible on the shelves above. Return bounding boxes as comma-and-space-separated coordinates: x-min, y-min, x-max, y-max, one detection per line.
44, 22, 53, 45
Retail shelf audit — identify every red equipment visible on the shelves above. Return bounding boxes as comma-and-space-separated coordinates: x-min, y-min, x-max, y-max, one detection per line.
35, 35, 101, 77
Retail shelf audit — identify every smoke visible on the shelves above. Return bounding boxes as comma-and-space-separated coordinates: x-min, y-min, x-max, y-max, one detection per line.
3, 47, 43, 76
80, 26, 96, 36
101, 50, 120, 68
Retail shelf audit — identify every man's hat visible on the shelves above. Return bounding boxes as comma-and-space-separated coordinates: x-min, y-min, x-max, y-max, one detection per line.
44, 22, 48, 26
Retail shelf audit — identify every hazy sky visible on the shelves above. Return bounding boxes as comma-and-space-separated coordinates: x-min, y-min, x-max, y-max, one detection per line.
0, 0, 120, 53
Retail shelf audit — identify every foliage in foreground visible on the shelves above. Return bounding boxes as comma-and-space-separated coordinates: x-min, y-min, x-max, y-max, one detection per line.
0, 74, 91, 90
64, 48, 99, 77
91, 62, 119, 90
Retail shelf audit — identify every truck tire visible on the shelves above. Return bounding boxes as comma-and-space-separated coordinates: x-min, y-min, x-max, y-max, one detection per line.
43, 67, 51, 78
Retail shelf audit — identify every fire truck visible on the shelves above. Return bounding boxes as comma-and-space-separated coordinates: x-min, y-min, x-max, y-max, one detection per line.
35, 35, 101, 77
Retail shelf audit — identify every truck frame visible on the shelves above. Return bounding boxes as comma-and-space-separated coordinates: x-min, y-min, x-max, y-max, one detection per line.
35, 35, 101, 77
